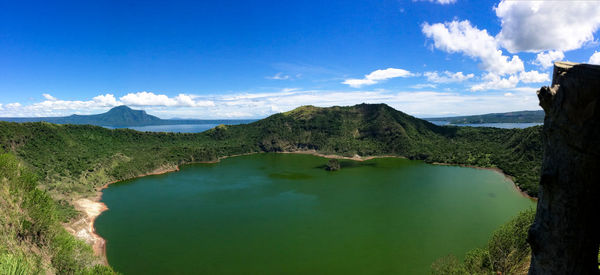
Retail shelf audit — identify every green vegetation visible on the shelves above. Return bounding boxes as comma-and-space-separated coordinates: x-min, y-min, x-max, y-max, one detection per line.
427, 110, 544, 124
0, 103, 542, 199
431, 209, 535, 274
325, 159, 341, 171
0, 103, 544, 273
0, 153, 117, 274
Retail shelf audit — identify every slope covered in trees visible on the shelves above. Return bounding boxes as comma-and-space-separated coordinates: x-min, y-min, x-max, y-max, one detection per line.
0, 103, 543, 274
0, 103, 542, 199
0, 153, 115, 274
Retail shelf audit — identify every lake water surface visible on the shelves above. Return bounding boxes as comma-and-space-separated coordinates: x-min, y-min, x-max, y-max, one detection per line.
104, 120, 256, 133
428, 121, 542, 129
104, 124, 224, 133
95, 154, 534, 274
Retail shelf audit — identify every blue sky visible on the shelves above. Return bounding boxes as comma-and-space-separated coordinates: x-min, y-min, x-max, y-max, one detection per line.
1, 0, 599, 118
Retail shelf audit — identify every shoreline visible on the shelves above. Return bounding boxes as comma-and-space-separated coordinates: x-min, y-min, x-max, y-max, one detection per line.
66, 164, 182, 264
431, 162, 537, 201
72, 150, 536, 265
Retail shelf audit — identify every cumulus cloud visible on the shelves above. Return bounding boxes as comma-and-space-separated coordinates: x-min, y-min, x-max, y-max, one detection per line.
424, 71, 474, 83
0, 92, 220, 117
589, 51, 600, 65
518, 70, 550, 83
342, 68, 414, 88
92, 94, 120, 106
495, 1, 600, 52
534, 50, 564, 69
0, 88, 542, 118
173, 94, 215, 107
414, 0, 457, 4
470, 73, 519, 91
43, 94, 57, 101
5, 103, 22, 108
8, 94, 120, 116
470, 70, 549, 91
422, 20, 524, 75
119, 92, 214, 107
120, 92, 176, 106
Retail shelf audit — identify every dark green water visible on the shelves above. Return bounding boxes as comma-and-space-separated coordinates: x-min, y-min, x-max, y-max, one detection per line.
95, 153, 534, 274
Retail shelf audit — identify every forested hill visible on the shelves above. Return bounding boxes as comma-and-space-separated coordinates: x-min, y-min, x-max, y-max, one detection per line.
427, 110, 544, 124
0, 103, 542, 198
0, 105, 253, 127
0, 103, 543, 272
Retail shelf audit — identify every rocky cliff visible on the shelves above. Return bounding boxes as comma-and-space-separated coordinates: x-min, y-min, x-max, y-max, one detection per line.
528, 62, 600, 274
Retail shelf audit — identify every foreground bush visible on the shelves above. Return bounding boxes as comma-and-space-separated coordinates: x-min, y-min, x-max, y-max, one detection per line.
0, 153, 117, 274
432, 209, 535, 275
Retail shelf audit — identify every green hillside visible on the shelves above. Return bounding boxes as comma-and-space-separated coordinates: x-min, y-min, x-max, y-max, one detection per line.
0, 103, 543, 274
0, 153, 116, 274
0, 103, 542, 200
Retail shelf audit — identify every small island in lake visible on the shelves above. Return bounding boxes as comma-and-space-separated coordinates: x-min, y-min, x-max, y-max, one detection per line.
326, 159, 341, 171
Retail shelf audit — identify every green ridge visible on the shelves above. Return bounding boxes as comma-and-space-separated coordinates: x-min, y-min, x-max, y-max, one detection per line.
0, 103, 543, 274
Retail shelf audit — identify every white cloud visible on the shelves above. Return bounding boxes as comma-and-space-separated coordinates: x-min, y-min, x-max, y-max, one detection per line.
495, 1, 600, 52
422, 20, 524, 75
342, 68, 414, 88
471, 73, 519, 91
422, 19, 562, 91
0, 88, 542, 118
424, 71, 474, 83
411, 83, 437, 89
519, 70, 550, 83
414, 0, 457, 4
470, 70, 548, 91
92, 94, 120, 106
504, 92, 513, 97
43, 93, 57, 101
589, 51, 600, 65
118, 92, 214, 107
9, 94, 120, 116
173, 94, 215, 107
120, 92, 176, 106
266, 73, 290, 80
534, 50, 564, 69
5, 103, 21, 108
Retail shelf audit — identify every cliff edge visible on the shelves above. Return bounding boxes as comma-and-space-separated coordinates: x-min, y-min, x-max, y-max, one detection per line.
528, 62, 600, 274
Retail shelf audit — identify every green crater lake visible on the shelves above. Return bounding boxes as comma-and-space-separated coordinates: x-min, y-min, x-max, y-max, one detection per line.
95, 153, 534, 274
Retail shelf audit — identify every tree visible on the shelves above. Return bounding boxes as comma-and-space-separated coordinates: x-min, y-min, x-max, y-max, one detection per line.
326, 159, 340, 171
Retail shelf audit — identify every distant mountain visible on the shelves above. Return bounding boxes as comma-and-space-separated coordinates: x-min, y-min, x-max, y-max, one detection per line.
426, 110, 544, 124
0, 103, 543, 196
0, 106, 254, 127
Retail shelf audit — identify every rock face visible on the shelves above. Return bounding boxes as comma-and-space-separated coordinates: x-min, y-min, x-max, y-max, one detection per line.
529, 62, 600, 274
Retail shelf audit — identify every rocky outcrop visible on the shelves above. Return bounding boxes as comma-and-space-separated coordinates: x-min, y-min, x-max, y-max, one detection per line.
528, 62, 600, 274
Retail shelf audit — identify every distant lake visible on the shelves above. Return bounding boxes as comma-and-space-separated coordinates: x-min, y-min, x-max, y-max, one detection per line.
428, 121, 542, 129
95, 153, 534, 275
104, 120, 256, 133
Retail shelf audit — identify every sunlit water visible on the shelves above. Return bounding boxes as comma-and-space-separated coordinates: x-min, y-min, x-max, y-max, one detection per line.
428, 121, 542, 129
104, 120, 256, 133
95, 154, 534, 274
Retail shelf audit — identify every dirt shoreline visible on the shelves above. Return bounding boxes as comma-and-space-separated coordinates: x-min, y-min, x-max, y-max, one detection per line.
69, 150, 535, 265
